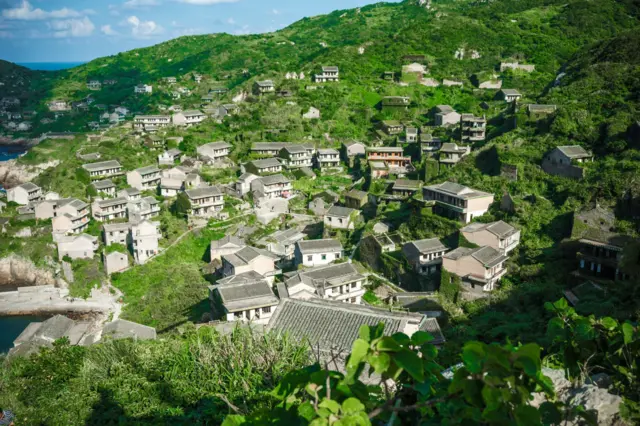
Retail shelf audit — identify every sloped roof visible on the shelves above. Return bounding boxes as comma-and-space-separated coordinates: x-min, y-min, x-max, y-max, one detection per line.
297, 239, 343, 254
216, 280, 279, 312
405, 238, 447, 255
556, 145, 592, 159
185, 186, 222, 199
445, 246, 507, 268
134, 165, 160, 175
102, 319, 157, 341
96, 197, 128, 208
82, 160, 122, 172
501, 89, 521, 96
212, 235, 245, 250
249, 158, 282, 169
92, 179, 115, 189
326, 205, 357, 218
260, 174, 290, 185
267, 298, 442, 352
461, 220, 518, 238
393, 179, 422, 190
426, 182, 492, 200
17, 182, 39, 191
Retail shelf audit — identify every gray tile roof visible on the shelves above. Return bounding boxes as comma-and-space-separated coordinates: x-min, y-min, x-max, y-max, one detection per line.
501, 89, 521, 96
318, 148, 339, 155
345, 189, 368, 200
557, 145, 591, 159
286, 263, 364, 291
82, 160, 122, 172
436, 105, 455, 113
297, 239, 343, 254
252, 142, 287, 151
120, 187, 141, 196
200, 141, 231, 150
186, 186, 222, 199
282, 145, 307, 154
426, 182, 492, 199
326, 205, 357, 218
97, 197, 128, 208
217, 270, 264, 286
92, 179, 115, 189
224, 246, 279, 267
461, 221, 518, 238
445, 246, 507, 268
18, 182, 39, 191
367, 146, 404, 153
211, 235, 245, 250
134, 165, 160, 175
393, 179, 422, 190
267, 298, 440, 351
103, 222, 132, 232
102, 319, 157, 341
215, 280, 279, 311
265, 228, 305, 244
440, 143, 467, 153
322, 66, 339, 72
406, 238, 447, 255
260, 174, 290, 186
250, 158, 282, 169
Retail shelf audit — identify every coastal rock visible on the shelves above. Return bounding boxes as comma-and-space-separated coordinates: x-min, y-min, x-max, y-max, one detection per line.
0, 159, 60, 189
0, 255, 61, 289
533, 368, 627, 426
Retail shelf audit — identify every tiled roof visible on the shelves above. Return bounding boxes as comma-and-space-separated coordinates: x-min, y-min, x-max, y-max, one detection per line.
211, 235, 245, 250
557, 145, 591, 159
18, 182, 39, 191
426, 182, 492, 199
215, 280, 279, 311
297, 239, 343, 254
260, 174, 289, 186
345, 189, 368, 200
461, 221, 518, 238
250, 158, 282, 169
102, 319, 157, 340
200, 141, 231, 150
501, 89, 521, 96
97, 197, 128, 208
445, 246, 506, 268
185, 186, 222, 199
134, 165, 160, 175
82, 160, 121, 171
405, 238, 447, 254
103, 222, 132, 232
326, 205, 357, 218
436, 105, 454, 113
393, 179, 422, 190
267, 298, 441, 352
92, 179, 115, 189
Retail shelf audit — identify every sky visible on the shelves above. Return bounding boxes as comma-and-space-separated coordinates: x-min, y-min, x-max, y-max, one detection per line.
0, 0, 401, 63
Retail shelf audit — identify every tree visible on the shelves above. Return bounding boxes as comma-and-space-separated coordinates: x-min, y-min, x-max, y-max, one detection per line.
172, 192, 191, 219
179, 135, 198, 156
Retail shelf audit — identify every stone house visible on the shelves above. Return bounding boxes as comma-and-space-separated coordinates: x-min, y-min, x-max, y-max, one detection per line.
210, 236, 245, 262
131, 220, 161, 264
197, 142, 231, 164
209, 276, 279, 323
405, 127, 419, 143
443, 246, 508, 292
163, 77, 177, 84
127, 166, 161, 191
127, 196, 160, 222
103, 222, 131, 246
314, 66, 339, 83
423, 182, 494, 223
315, 148, 341, 170
282, 262, 366, 304
134, 84, 153, 94
420, 134, 443, 158
381, 120, 404, 135
158, 149, 182, 166
49, 199, 90, 235
82, 160, 123, 180
251, 174, 292, 200
434, 105, 461, 127
7, 182, 43, 205
460, 114, 487, 143
92, 197, 128, 222
133, 115, 170, 131
498, 89, 522, 102
55, 234, 99, 261
186, 186, 224, 217
253, 80, 275, 95
104, 251, 129, 275
160, 178, 183, 197
500, 62, 535, 72
528, 104, 557, 117
402, 238, 449, 275
258, 228, 306, 262
278, 146, 313, 169
344, 189, 370, 209
341, 141, 366, 163
381, 96, 410, 109
295, 239, 344, 267
541, 145, 593, 179
118, 187, 142, 202
324, 205, 359, 230
221, 246, 280, 282
366, 147, 412, 178
460, 221, 521, 255
439, 143, 470, 168
172, 110, 206, 127
244, 158, 283, 175
392, 179, 422, 197
303, 107, 321, 119
235, 173, 260, 197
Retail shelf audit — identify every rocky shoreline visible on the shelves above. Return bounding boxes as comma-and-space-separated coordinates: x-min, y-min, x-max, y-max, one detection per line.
0, 158, 60, 189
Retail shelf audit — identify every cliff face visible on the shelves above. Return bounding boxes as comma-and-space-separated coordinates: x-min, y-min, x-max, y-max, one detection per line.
0, 158, 59, 189
0, 255, 64, 289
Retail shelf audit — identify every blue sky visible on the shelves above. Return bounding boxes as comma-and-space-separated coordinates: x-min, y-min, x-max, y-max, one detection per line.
0, 0, 400, 63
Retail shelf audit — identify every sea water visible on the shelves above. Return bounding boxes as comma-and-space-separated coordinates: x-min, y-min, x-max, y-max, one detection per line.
0, 315, 48, 353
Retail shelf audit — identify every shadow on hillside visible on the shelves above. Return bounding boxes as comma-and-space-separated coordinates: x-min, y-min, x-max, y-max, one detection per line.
474, 145, 501, 176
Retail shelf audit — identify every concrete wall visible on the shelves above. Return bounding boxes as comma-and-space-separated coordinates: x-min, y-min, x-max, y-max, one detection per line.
104, 252, 129, 274
541, 160, 586, 180
7, 187, 29, 205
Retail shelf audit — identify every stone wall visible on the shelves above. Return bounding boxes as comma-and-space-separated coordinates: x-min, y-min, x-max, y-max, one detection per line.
0, 255, 64, 291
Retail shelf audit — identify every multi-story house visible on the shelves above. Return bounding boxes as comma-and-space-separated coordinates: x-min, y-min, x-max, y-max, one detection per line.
133, 115, 170, 130
251, 174, 292, 200
197, 142, 232, 164
366, 147, 412, 178
221, 246, 280, 282
47, 100, 70, 111
541, 145, 593, 180
7, 182, 43, 205
439, 143, 470, 168
253, 80, 275, 94
185, 186, 224, 217
344, 189, 370, 209
163, 77, 177, 84
423, 182, 494, 224
315, 66, 339, 83
460, 114, 487, 143
158, 148, 182, 166
315, 148, 341, 169
443, 246, 508, 292
128, 196, 161, 222
460, 221, 521, 255
571, 205, 637, 282
294, 239, 344, 267
87, 80, 102, 90
283, 262, 366, 304
210, 236, 245, 262
392, 179, 422, 197
55, 234, 99, 261
324, 205, 359, 230
341, 141, 366, 164
127, 166, 161, 191
82, 160, 123, 180
103, 222, 131, 246
258, 228, 305, 262
251, 142, 315, 158
92, 197, 128, 222
131, 220, 161, 264
92, 180, 116, 197
134, 84, 153, 94
498, 89, 522, 102
405, 127, 419, 143
235, 173, 260, 197
209, 276, 279, 323
244, 158, 283, 175
172, 110, 206, 127
434, 105, 461, 127
160, 178, 183, 197
118, 187, 141, 202
278, 146, 313, 169
381, 120, 404, 135
381, 96, 410, 109
50, 199, 90, 235
402, 238, 449, 275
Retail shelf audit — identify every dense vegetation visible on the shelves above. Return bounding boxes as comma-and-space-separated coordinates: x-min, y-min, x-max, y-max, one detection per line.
1, 0, 640, 424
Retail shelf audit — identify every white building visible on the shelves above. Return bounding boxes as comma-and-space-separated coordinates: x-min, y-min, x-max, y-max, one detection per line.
197, 142, 231, 164
315, 66, 339, 83
251, 174, 292, 200
303, 107, 321, 119
133, 115, 171, 130
82, 160, 123, 180
172, 110, 206, 127
131, 220, 161, 264
209, 276, 279, 323
134, 84, 153, 94
186, 186, 224, 218
324, 205, 359, 230
92, 197, 128, 222
158, 149, 182, 166
283, 262, 366, 304
127, 166, 161, 191
294, 239, 344, 267
7, 182, 42, 205
55, 234, 99, 261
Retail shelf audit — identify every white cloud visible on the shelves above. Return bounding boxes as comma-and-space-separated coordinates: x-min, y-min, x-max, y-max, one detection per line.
226, 17, 235, 24
125, 15, 163, 38
101, 24, 118, 35
48, 17, 95, 38
2, 1, 83, 20
176, 0, 239, 4
123, 0, 161, 9
271, 9, 280, 15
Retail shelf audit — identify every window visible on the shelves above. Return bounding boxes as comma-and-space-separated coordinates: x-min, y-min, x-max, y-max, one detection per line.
335, 253, 341, 258
321, 254, 327, 260
350, 282, 356, 288
262, 306, 271, 314
307, 255, 313, 262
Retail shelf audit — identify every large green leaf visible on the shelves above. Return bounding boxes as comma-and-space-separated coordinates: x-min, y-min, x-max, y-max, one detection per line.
622, 322, 635, 345
368, 352, 391, 375
514, 405, 542, 426
394, 349, 425, 382
342, 397, 366, 414
376, 336, 402, 352
319, 398, 341, 414
514, 344, 541, 376
412, 331, 434, 346
358, 325, 371, 342
221, 415, 246, 426
348, 339, 370, 369
462, 341, 486, 374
